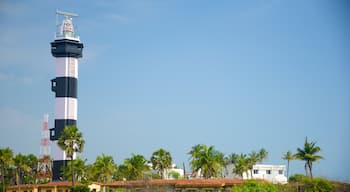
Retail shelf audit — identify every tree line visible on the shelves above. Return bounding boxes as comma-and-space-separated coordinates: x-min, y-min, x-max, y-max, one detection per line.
0, 126, 323, 191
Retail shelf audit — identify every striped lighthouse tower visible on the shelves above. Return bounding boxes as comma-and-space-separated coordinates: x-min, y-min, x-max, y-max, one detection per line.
49, 10, 83, 181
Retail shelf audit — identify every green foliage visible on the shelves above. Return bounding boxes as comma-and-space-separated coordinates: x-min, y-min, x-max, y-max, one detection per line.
188, 144, 225, 178
88, 154, 116, 183
70, 185, 90, 192
167, 170, 181, 179
116, 154, 150, 180
230, 149, 268, 179
58, 125, 85, 185
62, 157, 88, 183
0, 147, 14, 192
14, 153, 32, 185
113, 189, 132, 192
289, 174, 308, 182
232, 154, 248, 178
58, 125, 85, 159
23, 154, 38, 184
224, 153, 239, 165
295, 137, 323, 178
282, 150, 295, 180
303, 178, 334, 192
231, 180, 279, 192
288, 174, 334, 192
151, 148, 172, 179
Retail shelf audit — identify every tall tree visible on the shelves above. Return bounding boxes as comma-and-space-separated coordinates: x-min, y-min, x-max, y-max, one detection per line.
225, 153, 239, 165
121, 154, 149, 180
58, 125, 85, 186
247, 151, 259, 179
282, 150, 294, 181
90, 154, 116, 183
0, 148, 13, 192
257, 148, 268, 163
23, 154, 37, 184
150, 148, 172, 179
14, 154, 31, 192
188, 144, 201, 178
232, 154, 249, 178
223, 153, 239, 178
295, 137, 323, 179
188, 144, 224, 179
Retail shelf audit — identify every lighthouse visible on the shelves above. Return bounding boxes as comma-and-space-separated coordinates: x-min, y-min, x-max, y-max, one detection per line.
49, 10, 83, 181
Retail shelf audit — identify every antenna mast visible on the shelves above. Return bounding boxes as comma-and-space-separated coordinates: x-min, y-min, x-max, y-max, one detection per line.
37, 114, 52, 181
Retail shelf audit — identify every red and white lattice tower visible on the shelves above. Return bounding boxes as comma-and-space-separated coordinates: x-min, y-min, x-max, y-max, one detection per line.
37, 114, 52, 181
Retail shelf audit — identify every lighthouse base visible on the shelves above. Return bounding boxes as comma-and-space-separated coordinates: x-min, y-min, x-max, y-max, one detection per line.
52, 160, 69, 181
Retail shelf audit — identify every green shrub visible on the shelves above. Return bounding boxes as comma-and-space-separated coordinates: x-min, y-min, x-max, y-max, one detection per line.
288, 174, 335, 192
231, 180, 279, 192
303, 178, 334, 192
289, 174, 308, 182
70, 185, 90, 192
168, 170, 181, 179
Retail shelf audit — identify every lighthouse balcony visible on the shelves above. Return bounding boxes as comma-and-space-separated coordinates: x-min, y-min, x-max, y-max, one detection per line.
55, 33, 80, 41
51, 39, 83, 58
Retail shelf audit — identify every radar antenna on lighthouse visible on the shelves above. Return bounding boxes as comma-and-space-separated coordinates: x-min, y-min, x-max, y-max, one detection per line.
55, 10, 80, 41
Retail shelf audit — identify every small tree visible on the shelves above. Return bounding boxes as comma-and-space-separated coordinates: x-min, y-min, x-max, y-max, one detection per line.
231, 180, 279, 192
282, 150, 294, 181
70, 185, 90, 192
14, 154, 31, 192
58, 125, 85, 186
232, 154, 249, 178
120, 154, 149, 180
0, 148, 13, 192
295, 137, 323, 179
63, 157, 87, 183
167, 171, 180, 179
90, 154, 116, 183
150, 148, 172, 179
188, 144, 224, 179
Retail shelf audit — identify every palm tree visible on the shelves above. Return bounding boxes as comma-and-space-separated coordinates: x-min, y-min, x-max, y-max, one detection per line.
282, 150, 294, 181
232, 154, 249, 178
188, 144, 224, 179
63, 157, 87, 183
58, 125, 85, 186
0, 147, 14, 192
188, 144, 203, 178
223, 153, 239, 178
14, 154, 31, 192
91, 154, 116, 183
257, 148, 268, 163
150, 148, 172, 179
244, 149, 269, 179
225, 153, 239, 165
295, 137, 323, 179
247, 151, 259, 179
122, 154, 149, 180
23, 154, 38, 184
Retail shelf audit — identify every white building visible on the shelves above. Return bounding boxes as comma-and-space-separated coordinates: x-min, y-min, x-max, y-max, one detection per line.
224, 164, 287, 184
244, 164, 287, 184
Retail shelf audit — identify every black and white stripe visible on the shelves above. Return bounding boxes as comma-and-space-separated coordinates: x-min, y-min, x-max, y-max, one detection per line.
50, 38, 83, 181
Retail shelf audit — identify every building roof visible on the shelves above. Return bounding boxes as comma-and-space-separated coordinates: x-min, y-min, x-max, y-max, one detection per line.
7, 179, 243, 190
106, 179, 243, 188
7, 182, 82, 189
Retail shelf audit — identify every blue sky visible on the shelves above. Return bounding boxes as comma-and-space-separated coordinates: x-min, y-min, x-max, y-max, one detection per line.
0, 0, 349, 181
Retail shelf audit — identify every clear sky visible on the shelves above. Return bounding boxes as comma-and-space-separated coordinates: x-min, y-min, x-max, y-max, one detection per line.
0, 0, 349, 182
